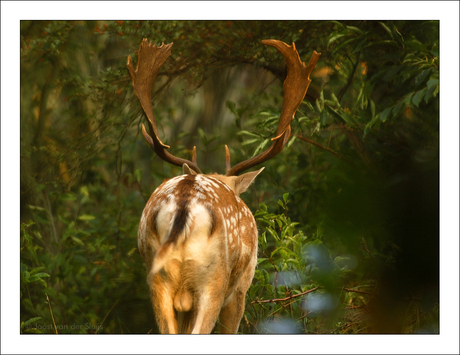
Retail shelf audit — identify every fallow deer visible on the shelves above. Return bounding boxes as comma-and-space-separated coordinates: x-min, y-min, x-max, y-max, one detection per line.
127, 38, 320, 334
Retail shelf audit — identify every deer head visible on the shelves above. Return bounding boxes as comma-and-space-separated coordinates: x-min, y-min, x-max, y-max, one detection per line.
128, 38, 320, 334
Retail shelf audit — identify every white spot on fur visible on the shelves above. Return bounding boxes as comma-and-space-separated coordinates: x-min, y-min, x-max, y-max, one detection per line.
158, 176, 185, 196
241, 242, 251, 256
206, 177, 221, 189
155, 198, 178, 244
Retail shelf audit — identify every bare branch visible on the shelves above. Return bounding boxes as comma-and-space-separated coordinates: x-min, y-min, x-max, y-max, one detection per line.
251, 287, 319, 304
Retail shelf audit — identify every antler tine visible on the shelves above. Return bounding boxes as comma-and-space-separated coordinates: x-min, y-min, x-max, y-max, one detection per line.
225, 145, 231, 174
225, 40, 321, 176
192, 146, 197, 164
128, 38, 202, 174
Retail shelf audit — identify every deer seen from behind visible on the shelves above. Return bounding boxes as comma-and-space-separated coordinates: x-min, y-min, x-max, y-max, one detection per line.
128, 38, 320, 333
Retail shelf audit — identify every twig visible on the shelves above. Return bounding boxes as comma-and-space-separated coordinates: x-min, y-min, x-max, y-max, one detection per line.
251, 287, 319, 304
46, 293, 58, 334
337, 52, 361, 103
295, 134, 352, 164
43, 192, 58, 244
253, 285, 373, 306
343, 287, 374, 295
361, 237, 375, 260
261, 250, 279, 273
96, 299, 119, 334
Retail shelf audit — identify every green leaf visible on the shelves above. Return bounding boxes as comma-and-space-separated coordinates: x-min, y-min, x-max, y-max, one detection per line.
301, 100, 315, 113
379, 107, 392, 122
370, 99, 375, 118
355, 85, 364, 110
424, 85, 438, 104
320, 110, 329, 126
415, 68, 432, 87
28, 205, 45, 211
330, 21, 346, 29
330, 93, 341, 107
127, 248, 137, 257
383, 65, 402, 82
327, 34, 345, 48
412, 88, 426, 108
391, 23, 405, 46
72, 236, 85, 246
404, 93, 413, 105
20, 263, 28, 273
353, 36, 370, 54
237, 130, 261, 138
346, 25, 363, 35
30, 266, 45, 273
379, 22, 393, 39
226, 100, 238, 117
253, 111, 277, 118
392, 100, 405, 117
241, 138, 260, 146
21, 317, 42, 328
31, 272, 50, 279
80, 186, 89, 197
283, 193, 290, 205
61, 193, 76, 201
36, 184, 46, 192
197, 128, 206, 143
426, 78, 439, 89
286, 135, 296, 150
266, 228, 279, 242
364, 114, 380, 137
27, 274, 49, 287
134, 169, 142, 183
331, 37, 357, 56
251, 139, 270, 157
78, 214, 95, 221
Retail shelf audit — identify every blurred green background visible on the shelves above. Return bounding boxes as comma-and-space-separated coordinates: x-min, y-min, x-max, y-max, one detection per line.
20, 20, 439, 334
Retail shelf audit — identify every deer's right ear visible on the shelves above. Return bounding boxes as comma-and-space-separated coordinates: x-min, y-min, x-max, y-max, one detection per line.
183, 163, 197, 175
234, 167, 264, 196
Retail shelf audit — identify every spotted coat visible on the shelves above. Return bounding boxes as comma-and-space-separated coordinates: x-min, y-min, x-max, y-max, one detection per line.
138, 171, 261, 334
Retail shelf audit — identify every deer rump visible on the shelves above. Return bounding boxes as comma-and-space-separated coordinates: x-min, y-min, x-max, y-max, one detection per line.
139, 174, 257, 334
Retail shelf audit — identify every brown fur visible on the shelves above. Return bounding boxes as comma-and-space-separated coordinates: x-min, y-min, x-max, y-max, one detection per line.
138, 167, 263, 333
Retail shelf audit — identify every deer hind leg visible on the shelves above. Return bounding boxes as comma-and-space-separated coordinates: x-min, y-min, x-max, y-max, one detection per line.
190, 275, 228, 334
191, 293, 226, 334
218, 289, 246, 334
219, 263, 256, 334
149, 271, 178, 334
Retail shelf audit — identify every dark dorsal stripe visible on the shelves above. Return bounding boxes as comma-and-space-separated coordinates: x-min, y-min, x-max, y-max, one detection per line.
164, 175, 196, 246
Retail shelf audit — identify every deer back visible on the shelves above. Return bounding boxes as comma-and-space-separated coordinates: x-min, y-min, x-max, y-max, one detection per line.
138, 172, 259, 275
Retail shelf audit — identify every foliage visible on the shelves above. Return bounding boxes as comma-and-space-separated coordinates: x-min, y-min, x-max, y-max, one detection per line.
20, 20, 439, 334
240, 195, 437, 334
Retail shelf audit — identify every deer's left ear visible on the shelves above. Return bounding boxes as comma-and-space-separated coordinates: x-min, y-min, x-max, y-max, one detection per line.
183, 163, 198, 175
234, 167, 264, 196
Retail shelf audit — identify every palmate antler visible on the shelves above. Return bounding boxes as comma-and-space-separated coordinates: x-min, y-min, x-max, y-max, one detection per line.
128, 38, 320, 176
225, 40, 321, 176
127, 39, 202, 173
